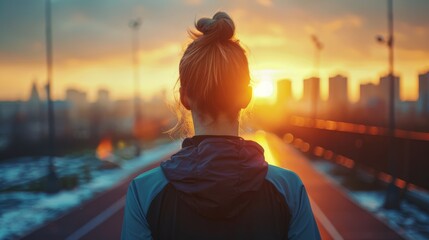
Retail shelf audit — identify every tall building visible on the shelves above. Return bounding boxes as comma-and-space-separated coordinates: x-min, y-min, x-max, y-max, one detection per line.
303, 77, 320, 103
22, 81, 43, 141
28, 81, 40, 103
66, 88, 87, 108
97, 88, 110, 105
27, 81, 42, 116
359, 83, 379, 107
276, 79, 292, 104
418, 71, 429, 114
65, 88, 89, 138
379, 74, 400, 104
328, 74, 348, 103
303, 77, 320, 117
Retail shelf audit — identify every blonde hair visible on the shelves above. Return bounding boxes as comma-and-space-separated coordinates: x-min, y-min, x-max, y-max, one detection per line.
171, 11, 250, 137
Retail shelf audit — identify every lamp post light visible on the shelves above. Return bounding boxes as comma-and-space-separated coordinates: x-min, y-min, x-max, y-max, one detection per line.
129, 18, 142, 157
45, 0, 60, 193
376, 0, 400, 209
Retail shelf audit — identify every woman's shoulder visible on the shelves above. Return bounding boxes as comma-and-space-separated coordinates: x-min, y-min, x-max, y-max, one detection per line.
266, 164, 303, 187
127, 167, 169, 214
133, 166, 167, 184
266, 165, 321, 239
265, 165, 306, 212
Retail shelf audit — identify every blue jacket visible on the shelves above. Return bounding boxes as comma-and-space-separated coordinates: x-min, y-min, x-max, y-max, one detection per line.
122, 136, 320, 239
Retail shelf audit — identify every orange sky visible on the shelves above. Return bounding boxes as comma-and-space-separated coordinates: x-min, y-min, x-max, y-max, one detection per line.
1, 0, 428, 102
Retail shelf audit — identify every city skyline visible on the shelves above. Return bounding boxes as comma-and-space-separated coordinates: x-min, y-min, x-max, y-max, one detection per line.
5, 70, 429, 110
3, 70, 428, 147
1, 1, 429, 102
6, 69, 429, 105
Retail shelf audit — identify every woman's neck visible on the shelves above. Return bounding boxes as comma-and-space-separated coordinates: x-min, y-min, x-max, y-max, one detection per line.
192, 111, 239, 136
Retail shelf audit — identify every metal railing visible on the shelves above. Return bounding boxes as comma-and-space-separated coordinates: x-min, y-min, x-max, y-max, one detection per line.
277, 115, 429, 191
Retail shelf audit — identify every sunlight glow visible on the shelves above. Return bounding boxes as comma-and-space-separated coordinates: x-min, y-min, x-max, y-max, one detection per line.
243, 131, 278, 165
254, 80, 274, 98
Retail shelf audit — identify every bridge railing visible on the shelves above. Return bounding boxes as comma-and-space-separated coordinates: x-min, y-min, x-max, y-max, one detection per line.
277, 116, 429, 190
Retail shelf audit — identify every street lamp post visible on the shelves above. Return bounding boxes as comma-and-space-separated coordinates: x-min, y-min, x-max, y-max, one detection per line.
310, 35, 323, 120
45, 0, 60, 193
311, 34, 323, 77
377, 0, 400, 209
129, 18, 142, 157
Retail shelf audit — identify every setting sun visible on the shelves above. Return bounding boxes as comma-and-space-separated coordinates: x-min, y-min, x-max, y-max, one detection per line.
253, 80, 275, 99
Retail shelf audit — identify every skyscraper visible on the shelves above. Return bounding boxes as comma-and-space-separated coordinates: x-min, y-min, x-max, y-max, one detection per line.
26, 81, 43, 141
28, 81, 41, 103
418, 71, 429, 114
97, 89, 110, 105
360, 83, 379, 106
65, 88, 89, 138
27, 81, 42, 116
66, 88, 87, 108
379, 74, 400, 104
276, 79, 292, 104
303, 77, 320, 117
303, 77, 320, 103
328, 74, 348, 104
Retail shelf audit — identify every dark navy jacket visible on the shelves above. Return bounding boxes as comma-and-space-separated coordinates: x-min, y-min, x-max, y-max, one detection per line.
122, 136, 320, 240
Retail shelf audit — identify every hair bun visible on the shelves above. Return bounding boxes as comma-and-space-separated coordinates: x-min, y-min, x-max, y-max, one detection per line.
196, 11, 235, 41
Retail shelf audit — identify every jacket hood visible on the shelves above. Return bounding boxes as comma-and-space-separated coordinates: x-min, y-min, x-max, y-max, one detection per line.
161, 136, 268, 219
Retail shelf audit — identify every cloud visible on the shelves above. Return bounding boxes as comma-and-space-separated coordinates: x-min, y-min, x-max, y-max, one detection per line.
1, 0, 429, 101
140, 43, 182, 66
183, 0, 203, 5
256, 0, 272, 7
323, 15, 363, 33
242, 35, 286, 48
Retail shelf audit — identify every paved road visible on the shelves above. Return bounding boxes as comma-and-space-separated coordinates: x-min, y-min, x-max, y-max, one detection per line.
22, 160, 163, 240
23, 133, 403, 239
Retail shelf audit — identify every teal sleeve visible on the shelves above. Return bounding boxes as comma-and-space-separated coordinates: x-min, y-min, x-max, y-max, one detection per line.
288, 183, 320, 240
266, 165, 321, 240
121, 180, 152, 240
121, 167, 169, 240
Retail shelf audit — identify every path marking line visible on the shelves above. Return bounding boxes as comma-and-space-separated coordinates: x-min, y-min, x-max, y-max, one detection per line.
66, 196, 126, 240
310, 197, 344, 240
